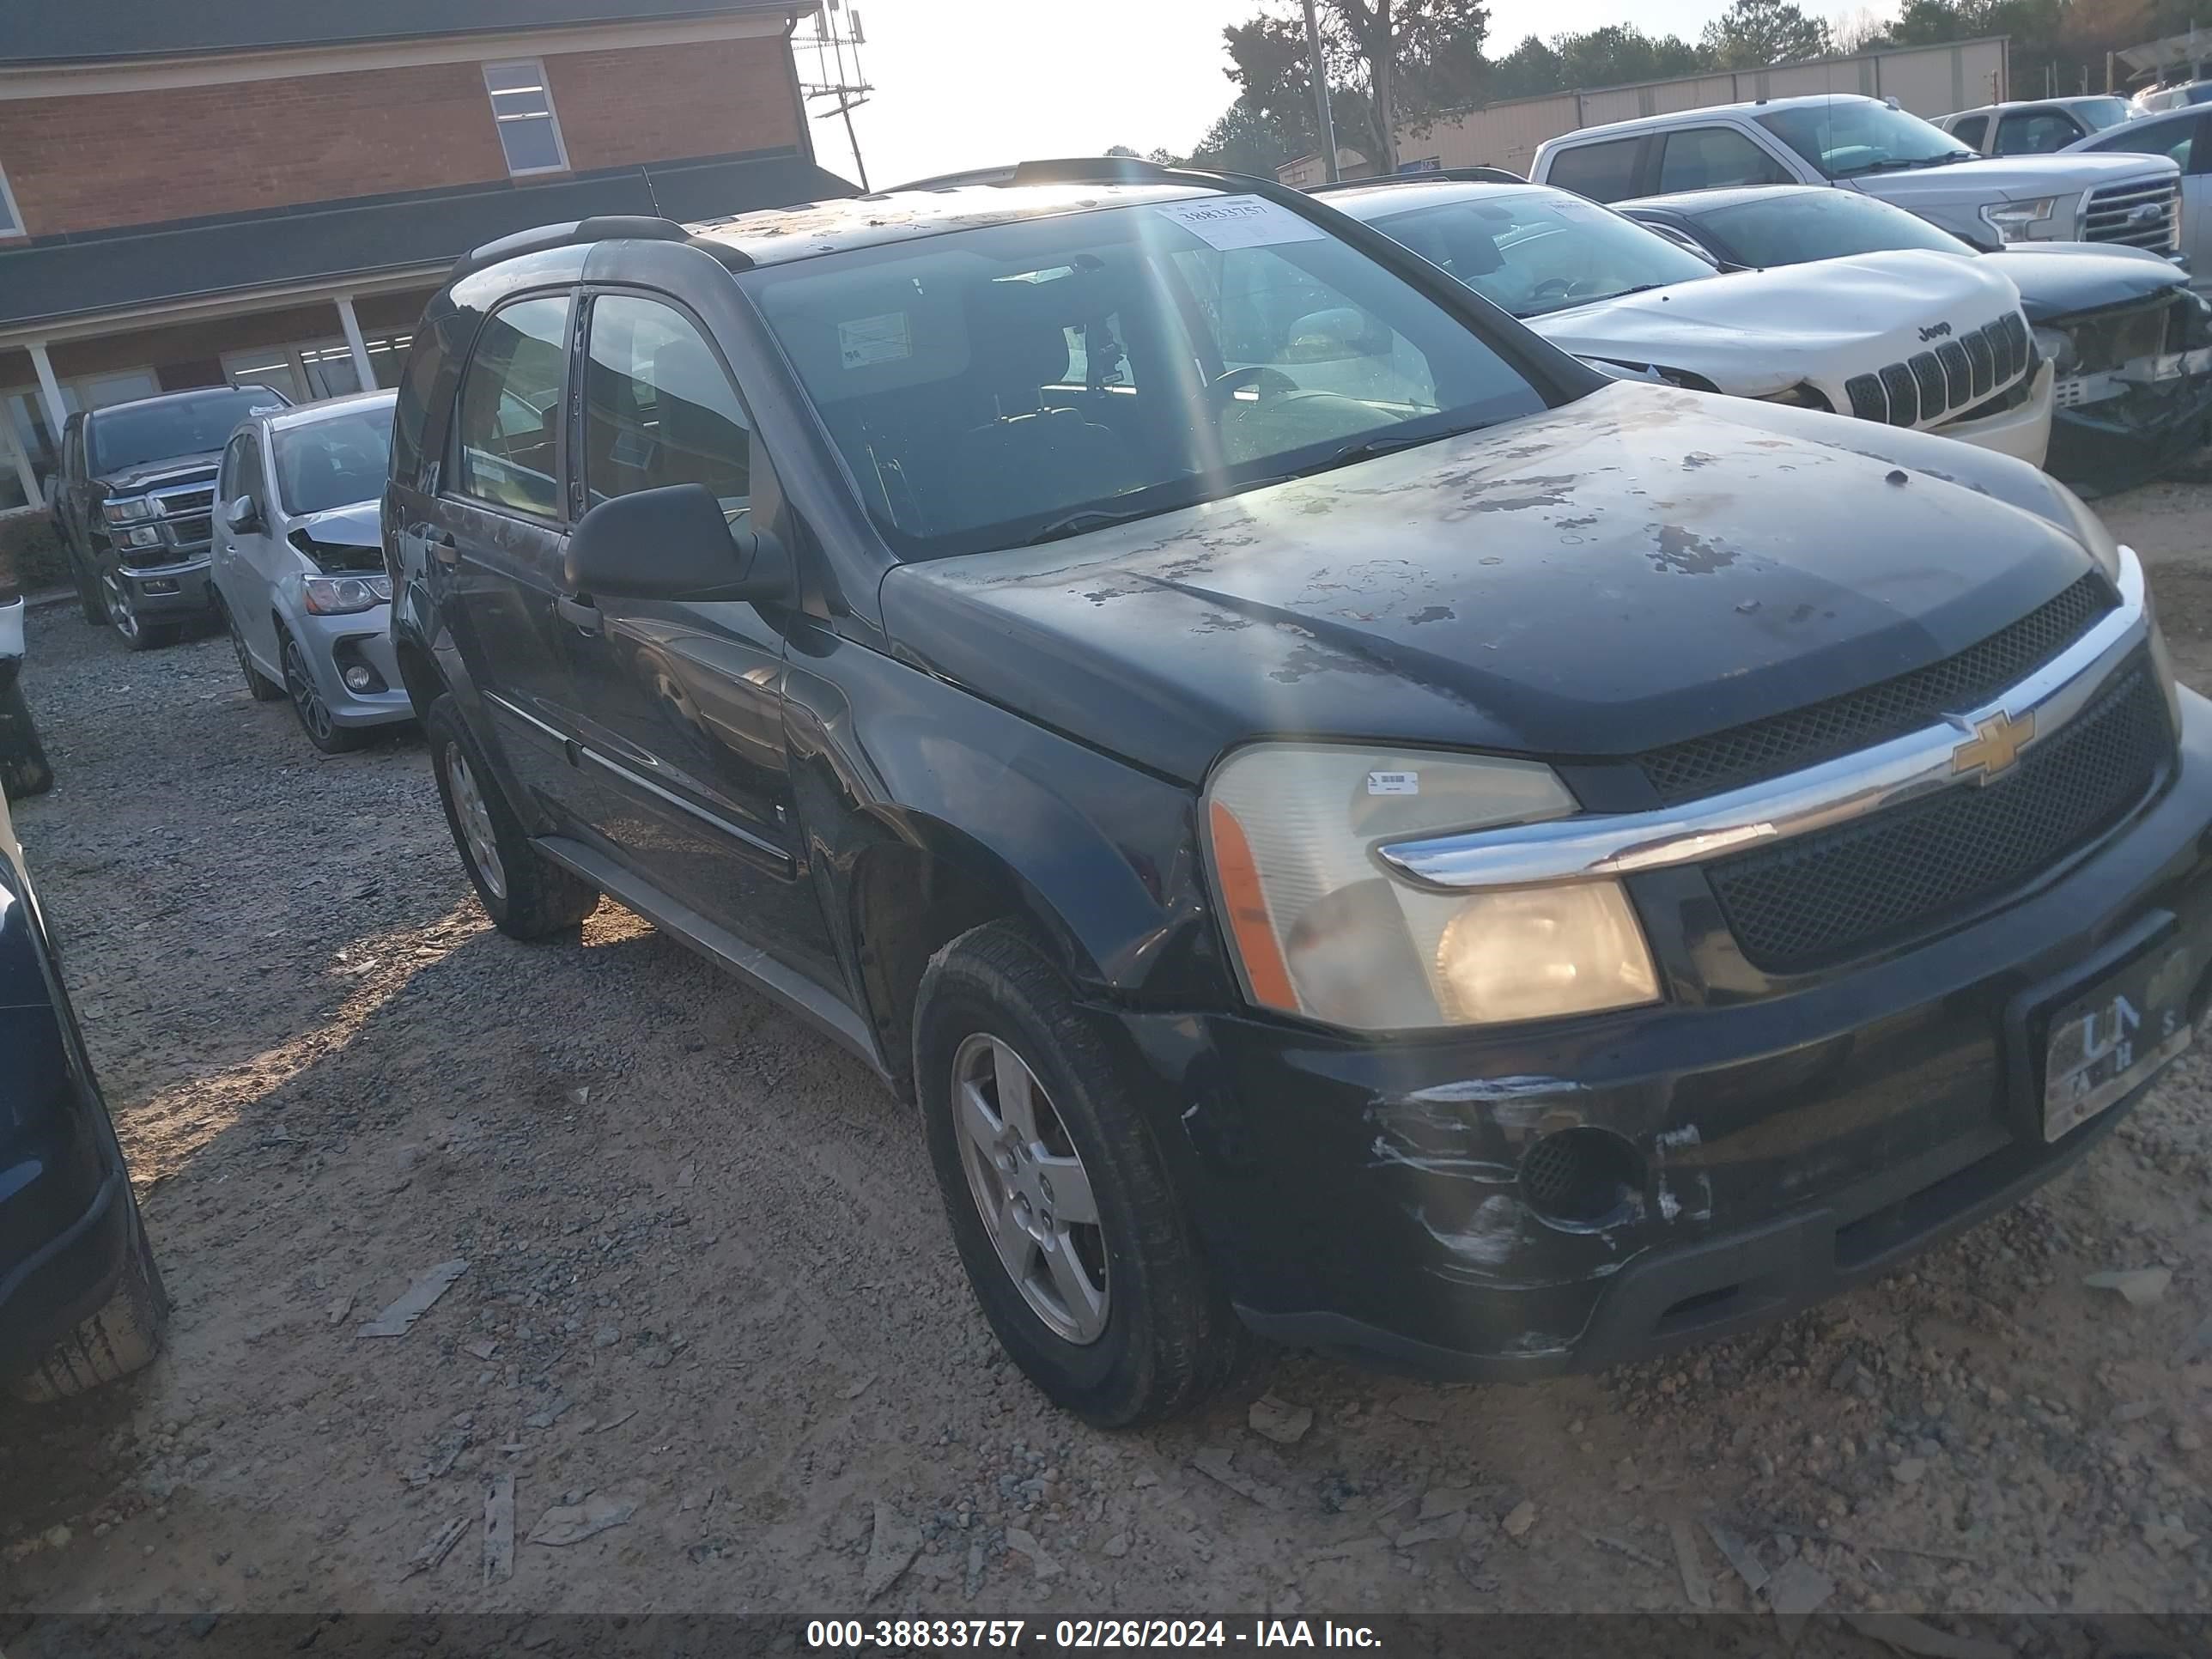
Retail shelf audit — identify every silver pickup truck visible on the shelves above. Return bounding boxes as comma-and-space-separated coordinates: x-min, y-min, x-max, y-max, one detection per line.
1529, 93, 2180, 257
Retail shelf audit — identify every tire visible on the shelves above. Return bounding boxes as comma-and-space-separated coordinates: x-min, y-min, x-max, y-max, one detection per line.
915, 921, 1246, 1425
425, 693, 599, 939
101, 572, 176, 653
11, 1186, 169, 1403
277, 625, 364, 753
224, 599, 283, 702
0, 677, 54, 799
71, 553, 106, 627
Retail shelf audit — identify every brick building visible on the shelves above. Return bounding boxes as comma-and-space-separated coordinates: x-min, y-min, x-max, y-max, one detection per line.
0, 0, 848, 513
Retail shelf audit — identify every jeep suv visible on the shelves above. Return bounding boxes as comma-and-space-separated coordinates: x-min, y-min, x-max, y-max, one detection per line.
53, 384, 290, 650
388, 164, 2212, 1425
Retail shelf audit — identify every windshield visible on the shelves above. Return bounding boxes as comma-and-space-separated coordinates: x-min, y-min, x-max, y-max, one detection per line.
90, 386, 286, 476
1757, 101, 1975, 179
2075, 96, 2132, 131
743, 194, 1550, 560
1370, 188, 1715, 317
273, 405, 394, 517
1691, 189, 1970, 266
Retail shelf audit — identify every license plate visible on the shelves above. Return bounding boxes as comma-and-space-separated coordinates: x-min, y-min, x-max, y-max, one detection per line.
2043, 944, 2194, 1142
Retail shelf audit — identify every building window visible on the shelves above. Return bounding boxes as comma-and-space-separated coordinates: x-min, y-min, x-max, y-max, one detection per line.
0, 161, 21, 239
483, 59, 569, 177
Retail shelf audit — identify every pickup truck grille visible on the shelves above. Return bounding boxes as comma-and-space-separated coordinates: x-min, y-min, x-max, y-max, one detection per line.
154, 485, 215, 517
2081, 179, 2180, 252
1843, 313, 2031, 428
1634, 573, 2114, 805
1705, 658, 2169, 973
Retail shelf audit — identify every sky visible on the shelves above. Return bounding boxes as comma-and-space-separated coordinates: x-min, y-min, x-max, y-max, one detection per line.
810, 0, 1800, 188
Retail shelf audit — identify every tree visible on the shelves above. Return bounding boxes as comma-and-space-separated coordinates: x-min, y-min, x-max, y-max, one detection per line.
1182, 97, 1312, 175
1103, 143, 1141, 157
1700, 0, 1832, 67
1481, 25, 1705, 100
1224, 1, 1491, 173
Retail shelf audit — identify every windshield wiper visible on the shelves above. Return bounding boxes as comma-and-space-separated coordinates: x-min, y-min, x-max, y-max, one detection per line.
1017, 502, 1162, 547
1316, 426, 1476, 470
1838, 154, 1971, 176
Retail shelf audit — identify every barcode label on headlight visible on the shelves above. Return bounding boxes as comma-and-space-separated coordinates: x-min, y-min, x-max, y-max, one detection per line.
1367, 771, 1419, 796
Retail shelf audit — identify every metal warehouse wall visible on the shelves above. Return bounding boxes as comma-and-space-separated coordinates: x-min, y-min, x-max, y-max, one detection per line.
1397, 37, 2008, 174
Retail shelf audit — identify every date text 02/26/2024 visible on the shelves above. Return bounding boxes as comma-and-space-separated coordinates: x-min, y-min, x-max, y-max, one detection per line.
805, 1620, 1382, 1650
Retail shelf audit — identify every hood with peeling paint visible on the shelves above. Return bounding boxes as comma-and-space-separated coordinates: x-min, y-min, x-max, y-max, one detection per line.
880, 381, 2100, 785
1526, 251, 2025, 416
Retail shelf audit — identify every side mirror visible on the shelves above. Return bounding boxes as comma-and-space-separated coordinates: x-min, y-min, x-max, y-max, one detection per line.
563, 483, 793, 606
224, 495, 260, 534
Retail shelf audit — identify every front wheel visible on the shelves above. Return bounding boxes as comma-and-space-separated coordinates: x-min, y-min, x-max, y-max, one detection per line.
10, 1185, 169, 1403
280, 628, 362, 752
915, 922, 1247, 1425
425, 694, 599, 939
102, 573, 176, 653
71, 552, 106, 627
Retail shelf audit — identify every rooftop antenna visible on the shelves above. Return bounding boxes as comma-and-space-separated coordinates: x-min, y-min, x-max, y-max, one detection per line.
802, 0, 873, 191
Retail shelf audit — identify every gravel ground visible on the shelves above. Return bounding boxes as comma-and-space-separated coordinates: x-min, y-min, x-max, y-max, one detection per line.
5, 484, 2212, 1639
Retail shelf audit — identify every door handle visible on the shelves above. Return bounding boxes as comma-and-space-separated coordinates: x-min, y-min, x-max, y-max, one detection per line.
556, 594, 602, 635
428, 529, 459, 565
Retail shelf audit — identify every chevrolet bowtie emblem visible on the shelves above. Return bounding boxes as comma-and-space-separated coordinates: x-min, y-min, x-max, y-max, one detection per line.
1951, 709, 2035, 782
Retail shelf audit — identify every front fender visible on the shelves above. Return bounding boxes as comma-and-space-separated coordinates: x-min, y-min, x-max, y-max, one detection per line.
782, 623, 1228, 1006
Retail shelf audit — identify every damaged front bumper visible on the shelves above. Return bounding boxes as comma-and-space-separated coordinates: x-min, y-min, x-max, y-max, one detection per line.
2045, 289, 2212, 494
1115, 690, 2212, 1382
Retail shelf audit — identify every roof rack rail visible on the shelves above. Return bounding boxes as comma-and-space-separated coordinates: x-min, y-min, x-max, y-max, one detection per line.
1310, 166, 1525, 192
894, 155, 1177, 191
452, 215, 751, 281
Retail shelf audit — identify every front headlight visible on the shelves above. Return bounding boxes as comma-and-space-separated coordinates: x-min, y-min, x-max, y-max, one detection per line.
1978, 197, 2060, 244
2032, 325, 2078, 375
1202, 743, 1662, 1031
301, 574, 392, 616
102, 495, 155, 525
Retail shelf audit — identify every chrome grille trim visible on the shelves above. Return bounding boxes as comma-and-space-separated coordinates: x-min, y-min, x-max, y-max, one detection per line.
1377, 549, 2149, 891
2082, 179, 2180, 252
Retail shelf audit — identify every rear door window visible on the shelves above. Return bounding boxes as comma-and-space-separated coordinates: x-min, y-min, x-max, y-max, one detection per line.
1995, 110, 2083, 154
1656, 127, 1792, 191
453, 294, 571, 518
1544, 137, 1647, 202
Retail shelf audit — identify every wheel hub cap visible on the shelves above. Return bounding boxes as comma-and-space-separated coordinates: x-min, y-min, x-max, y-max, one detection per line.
446, 744, 507, 902
951, 1033, 1109, 1345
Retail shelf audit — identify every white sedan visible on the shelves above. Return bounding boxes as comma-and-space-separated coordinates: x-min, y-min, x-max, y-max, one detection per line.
1322, 172, 2053, 466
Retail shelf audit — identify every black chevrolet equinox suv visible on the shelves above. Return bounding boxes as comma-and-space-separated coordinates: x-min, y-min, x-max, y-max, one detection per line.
386, 159, 2212, 1425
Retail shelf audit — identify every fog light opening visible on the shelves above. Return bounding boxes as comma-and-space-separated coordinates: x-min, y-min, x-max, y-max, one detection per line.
343, 665, 375, 693
1518, 1127, 1645, 1229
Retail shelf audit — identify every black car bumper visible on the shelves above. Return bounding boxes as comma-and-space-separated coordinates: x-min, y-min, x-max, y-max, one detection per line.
115, 555, 212, 621
1114, 690, 2212, 1382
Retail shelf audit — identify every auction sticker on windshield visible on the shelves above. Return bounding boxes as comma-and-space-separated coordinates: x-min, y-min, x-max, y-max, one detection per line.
1158, 196, 1328, 252
838, 311, 914, 370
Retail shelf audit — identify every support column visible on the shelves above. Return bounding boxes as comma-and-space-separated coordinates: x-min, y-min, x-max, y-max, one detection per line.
3, 416, 39, 510
336, 295, 375, 393
27, 343, 67, 455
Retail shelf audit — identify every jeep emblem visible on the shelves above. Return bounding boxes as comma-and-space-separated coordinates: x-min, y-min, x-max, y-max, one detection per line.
1918, 322, 1954, 342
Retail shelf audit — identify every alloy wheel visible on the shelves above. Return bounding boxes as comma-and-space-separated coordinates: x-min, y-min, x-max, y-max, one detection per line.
283, 637, 337, 745
951, 1032, 1109, 1345
445, 744, 507, 902
102, 574, 139, 643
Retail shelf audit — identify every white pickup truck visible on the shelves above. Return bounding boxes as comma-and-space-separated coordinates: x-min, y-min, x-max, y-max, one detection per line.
1528, 94, 2180, 258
